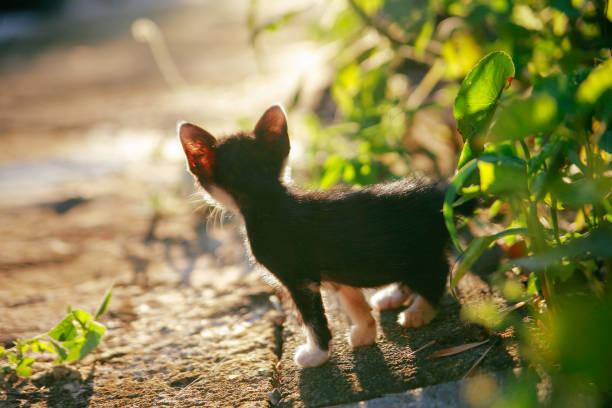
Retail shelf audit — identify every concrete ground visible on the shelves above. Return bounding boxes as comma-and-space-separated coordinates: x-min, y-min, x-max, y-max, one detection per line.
1, 1, 518, 406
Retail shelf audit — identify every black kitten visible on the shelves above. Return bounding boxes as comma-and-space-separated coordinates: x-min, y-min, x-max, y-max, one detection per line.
179, 105, 464, 368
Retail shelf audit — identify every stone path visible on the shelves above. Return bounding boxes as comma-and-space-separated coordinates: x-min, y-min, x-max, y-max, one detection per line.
1, 1, 518, 406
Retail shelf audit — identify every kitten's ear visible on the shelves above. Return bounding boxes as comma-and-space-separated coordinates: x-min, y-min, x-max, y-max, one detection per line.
178, 122, 216, 179
254, 105, 290, 159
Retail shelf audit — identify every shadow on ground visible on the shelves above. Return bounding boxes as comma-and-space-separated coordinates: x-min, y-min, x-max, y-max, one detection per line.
278, 270, 518, 407
1, 366, 95, 407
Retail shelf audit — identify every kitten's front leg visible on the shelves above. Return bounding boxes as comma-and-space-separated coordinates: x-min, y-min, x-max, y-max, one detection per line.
288, 283, 331, 368
333, 284, 377, 348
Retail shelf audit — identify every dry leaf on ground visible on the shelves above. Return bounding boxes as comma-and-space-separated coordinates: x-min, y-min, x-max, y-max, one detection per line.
427, 339, 489, 359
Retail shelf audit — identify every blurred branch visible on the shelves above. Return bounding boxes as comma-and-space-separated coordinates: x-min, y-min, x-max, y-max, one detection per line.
397, 45, 436, 65
247, 3, 312, 74
405, 59, 445, 109
132, 18, 187, 90
346, 0, 408, 46
348, 0, 408, 46
347, 0, 437, 64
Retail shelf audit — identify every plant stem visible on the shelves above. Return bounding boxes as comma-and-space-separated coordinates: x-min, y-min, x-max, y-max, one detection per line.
582, 206, 594, 229
550, 197, 562, 245
518, 139, 555, 311
519, 139, 531, 162
582, 130, 594, 179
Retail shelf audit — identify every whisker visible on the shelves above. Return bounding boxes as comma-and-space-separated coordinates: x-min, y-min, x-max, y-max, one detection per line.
185, 186, 230, 232
218, 207, 226, 230
213, 207, 219, 231
206, 206, 217, 231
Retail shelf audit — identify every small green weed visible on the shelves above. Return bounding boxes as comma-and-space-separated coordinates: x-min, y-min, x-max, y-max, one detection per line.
0, 287, 112, 378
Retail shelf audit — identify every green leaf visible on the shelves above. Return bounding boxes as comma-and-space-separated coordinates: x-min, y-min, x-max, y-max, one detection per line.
451, 228, 528, 288
6, 350, 18, 365
50, 340, 68, 363
477, 157, 527, 195
332, 63, 361, 116
15, 357, 35, 377
95, 287, 113, 319
598, 129, 612, 153
453, 51, 515, 142
37, 341, 55, 354
30, 339, 51, 354
451, 236, 496, 288
513, 223, 612, 270
551, 177, 612, 209
576, 58, 612, 106
414, 18, 434, 58
48, 315, 78, 342
526, 272, 539, 296
489, 199, 503, 217
15, 340, 30, 355
79, 325, 105, 360
343, 163, 356, 183
63, 337, 87, 363
320, 156, 346, 189
457, 140, 476, 169
72, 309, 93, 328
489, 94, 558, 141
87, 321, 107, 337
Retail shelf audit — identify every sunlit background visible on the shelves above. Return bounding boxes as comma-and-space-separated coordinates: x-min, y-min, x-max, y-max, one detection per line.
0, 0, 463, 308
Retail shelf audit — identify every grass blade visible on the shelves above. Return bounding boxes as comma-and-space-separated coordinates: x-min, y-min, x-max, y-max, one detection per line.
95, 286, 113, 320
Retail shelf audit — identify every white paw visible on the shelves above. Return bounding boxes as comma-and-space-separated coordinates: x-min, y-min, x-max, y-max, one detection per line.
398, 309, 427, 328
294, 344, 329, 368
370, 284, 412, 311
349, 321, 377, 348
397, 298, 436, 328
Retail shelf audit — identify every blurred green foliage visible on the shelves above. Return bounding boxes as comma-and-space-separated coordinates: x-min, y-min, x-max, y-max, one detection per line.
252, 0, 611, 405
306, 0, 610, 185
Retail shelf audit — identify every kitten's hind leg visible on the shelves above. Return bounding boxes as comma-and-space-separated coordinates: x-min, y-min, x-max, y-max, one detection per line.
370, 283, 413, 311
333, 284, 377, 348
397, 257, 446, 328
288, 283, 331, 368
397, 295, 436, 328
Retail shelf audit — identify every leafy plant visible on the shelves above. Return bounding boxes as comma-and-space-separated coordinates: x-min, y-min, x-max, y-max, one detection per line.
273, 0, 610, 187
444, 48, 611, 406
446, 50, 611, 291
1, 287, 112, 377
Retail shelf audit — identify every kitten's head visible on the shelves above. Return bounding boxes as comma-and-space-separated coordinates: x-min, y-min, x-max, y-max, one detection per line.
178, 105, 290, 211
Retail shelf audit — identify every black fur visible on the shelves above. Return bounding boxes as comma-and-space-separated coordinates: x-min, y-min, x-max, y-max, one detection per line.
179, 106, 469, 352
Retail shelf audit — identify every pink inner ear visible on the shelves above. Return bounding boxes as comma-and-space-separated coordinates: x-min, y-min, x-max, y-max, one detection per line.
178, 122, 216, 178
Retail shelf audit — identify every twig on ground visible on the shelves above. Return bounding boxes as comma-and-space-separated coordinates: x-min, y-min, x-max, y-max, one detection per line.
409, 339, 436, 356
463, 339, 497, 379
